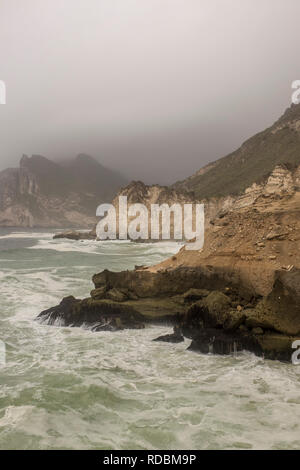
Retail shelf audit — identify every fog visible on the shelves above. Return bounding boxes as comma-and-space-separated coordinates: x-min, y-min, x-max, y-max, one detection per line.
0, 0, 299, 184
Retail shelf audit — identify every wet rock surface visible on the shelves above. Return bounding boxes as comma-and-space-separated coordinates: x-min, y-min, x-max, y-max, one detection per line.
37, 295, 145, 331
53, 230, 96, 241
153, 327, 185, 343
36, 265, 300, 362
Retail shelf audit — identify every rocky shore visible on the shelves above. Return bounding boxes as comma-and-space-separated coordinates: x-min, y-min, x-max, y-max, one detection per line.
39, 105, 300, 362
37, 264, 300, 362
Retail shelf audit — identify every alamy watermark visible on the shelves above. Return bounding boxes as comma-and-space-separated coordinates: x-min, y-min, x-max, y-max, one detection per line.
96, 196, 205, 250
292, 80, 300, 105
0, 80, 6, 104
291, 340, 300, 365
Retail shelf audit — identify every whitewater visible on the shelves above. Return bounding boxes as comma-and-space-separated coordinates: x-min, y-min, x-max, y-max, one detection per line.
0, 228, 299, 450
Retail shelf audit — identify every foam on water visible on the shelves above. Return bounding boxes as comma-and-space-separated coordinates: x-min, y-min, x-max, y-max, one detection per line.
0, 231, 54, 240
0, 228, 300, 450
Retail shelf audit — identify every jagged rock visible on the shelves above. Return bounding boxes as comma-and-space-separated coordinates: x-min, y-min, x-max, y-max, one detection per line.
36, 296, 145, 330
92, 267, 255, 299
36, 265, 300, 362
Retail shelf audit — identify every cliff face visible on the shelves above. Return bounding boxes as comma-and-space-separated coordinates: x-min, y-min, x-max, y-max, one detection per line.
151, 163, 300, 296
0, 154, 127, 228
110, 162, 300, 235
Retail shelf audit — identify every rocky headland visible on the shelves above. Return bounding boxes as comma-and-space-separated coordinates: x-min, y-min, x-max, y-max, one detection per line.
37, 103, 300, 362
38, 162, 300, 361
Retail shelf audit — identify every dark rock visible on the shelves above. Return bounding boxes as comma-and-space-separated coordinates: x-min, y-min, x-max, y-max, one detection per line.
183, 288, 210, 303
187, 328, 299, 361
36, 296, 145, 331
36, 266, 300, 361
53, 231, 96, 241
153, 332, 184, 343
183, 291, 232, 333
90, 286, 107, 300
187, 328, 262, 356
252, 327, 264, 335
106, 288, 128, 302
223, 310, 246, 331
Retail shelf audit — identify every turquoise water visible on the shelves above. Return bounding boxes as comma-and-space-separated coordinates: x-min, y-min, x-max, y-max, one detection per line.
0, 228, 299, 450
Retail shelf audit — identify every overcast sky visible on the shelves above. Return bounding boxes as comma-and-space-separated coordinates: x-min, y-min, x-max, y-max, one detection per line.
0, 0, 299, 184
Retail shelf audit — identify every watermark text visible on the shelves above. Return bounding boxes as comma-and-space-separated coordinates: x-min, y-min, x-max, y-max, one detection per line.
0, 80, 6, 104
96, 196, 205, 250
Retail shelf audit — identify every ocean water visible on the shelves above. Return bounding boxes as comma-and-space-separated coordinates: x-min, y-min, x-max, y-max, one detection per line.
0, 228, 299, 450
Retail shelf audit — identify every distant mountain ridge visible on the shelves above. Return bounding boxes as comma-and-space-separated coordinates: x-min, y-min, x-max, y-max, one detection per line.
173, 103, 300, 199
2, 103, 300, 228
0, 154, 128, 227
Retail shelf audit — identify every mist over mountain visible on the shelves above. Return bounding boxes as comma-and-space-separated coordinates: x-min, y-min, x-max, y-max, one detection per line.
173, 103, 300, 199
0, 153, 128, 227
1, 0, 299, 183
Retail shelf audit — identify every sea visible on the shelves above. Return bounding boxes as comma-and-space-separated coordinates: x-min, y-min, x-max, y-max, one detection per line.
0, 228, 299, 450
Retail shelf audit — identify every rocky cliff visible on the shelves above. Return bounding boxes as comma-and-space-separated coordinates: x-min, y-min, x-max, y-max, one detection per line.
39, 103, 300, 361
0, 154, 127, 228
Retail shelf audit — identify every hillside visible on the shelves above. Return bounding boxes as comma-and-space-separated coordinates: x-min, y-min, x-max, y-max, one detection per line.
173, 103, 300, 199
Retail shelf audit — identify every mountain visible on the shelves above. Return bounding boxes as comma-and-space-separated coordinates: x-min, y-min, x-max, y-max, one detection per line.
0, 154, 128, 227
173, 103, 300, 199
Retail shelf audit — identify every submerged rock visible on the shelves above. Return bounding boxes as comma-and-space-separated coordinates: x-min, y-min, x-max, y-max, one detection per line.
187, 328, 261, 356
153, 327, 184, 343
53, 230, 96, 241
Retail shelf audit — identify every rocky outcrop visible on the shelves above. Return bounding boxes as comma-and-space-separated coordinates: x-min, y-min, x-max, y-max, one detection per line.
36, 263, 300, 361
36, 295, 145, 331
36, 103, 300, 362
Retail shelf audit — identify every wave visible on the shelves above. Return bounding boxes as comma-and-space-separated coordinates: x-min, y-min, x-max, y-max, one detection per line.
0, 232, 54, 240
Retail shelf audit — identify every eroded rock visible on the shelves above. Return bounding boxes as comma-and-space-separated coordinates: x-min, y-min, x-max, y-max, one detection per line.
36, 295, 145, 331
